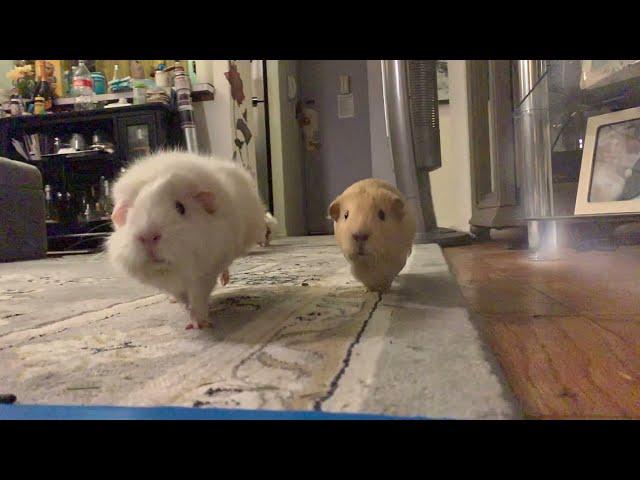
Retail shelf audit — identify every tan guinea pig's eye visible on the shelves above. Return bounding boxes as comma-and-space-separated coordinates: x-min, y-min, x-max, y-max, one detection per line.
378, 210, 385, 221
344, 211, 349, 220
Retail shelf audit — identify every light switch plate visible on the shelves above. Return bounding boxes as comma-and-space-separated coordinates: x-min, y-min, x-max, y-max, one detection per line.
338, 93, 354, 118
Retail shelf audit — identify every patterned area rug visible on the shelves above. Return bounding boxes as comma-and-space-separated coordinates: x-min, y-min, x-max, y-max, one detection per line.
0, 236, 520, 419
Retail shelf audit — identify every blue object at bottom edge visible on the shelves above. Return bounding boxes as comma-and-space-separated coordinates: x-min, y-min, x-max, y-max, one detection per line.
0, 404, 425, 420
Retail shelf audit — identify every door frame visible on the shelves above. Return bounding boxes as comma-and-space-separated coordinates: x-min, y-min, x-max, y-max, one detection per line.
260, 60, 275, 214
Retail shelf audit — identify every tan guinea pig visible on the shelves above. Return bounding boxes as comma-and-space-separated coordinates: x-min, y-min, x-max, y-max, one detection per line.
328, 178, 416, 293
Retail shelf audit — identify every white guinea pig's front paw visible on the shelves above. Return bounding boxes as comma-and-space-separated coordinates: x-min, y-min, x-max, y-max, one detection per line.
185, 296, 212, 330
185, 321, 211, 330
185, 311, 212, 330
169, 293, 189, 307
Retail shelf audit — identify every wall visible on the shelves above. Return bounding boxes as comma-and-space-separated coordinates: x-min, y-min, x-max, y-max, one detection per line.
0, 60, 13, 90
431, 60, 472, 233
299, 60, 372, 234
192, 59, 257, 177
193, 60, 235, 160
366, 60, 473, 233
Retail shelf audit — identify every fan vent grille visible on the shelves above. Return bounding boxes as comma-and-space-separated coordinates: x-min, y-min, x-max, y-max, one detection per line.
406, 60, 442, 171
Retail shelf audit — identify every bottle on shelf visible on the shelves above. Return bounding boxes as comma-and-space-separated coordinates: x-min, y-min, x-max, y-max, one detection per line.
33, 61, 53, 111
85, 202, 94, 222
78, 193, 89, 222
112, 64, 120, 82
109, 64, 120, 94
133, 82, 147, 105
56, 191, 64, 220
10, 94, 23, 116
104, 178, 112, 214
89, 185, 101, 219
63, 66, 74, 96
98, 176, 112, 215
44, 185, 56, 221
130, 60, 145, 80
33, 96, 45, 115
72, 60, 94, 111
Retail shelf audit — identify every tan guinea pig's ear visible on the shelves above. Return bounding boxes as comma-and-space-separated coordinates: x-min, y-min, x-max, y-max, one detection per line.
390, 196, 406, 221
327, 198, 341, 221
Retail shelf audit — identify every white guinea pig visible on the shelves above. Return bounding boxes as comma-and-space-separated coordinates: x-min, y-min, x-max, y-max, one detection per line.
329, 178, 416, 293
106, 150, 266, 329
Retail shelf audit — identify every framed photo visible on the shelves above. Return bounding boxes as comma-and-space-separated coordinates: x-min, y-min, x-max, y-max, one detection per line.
575, 106, 640, 215
580, 60, 640, 91
436, 60, 449, 104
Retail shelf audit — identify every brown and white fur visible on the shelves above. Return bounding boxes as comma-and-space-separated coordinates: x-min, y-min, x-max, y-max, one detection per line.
329, 178, 416, 293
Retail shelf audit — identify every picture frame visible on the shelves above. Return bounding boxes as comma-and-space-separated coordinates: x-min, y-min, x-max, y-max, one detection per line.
580, 60, 640, 91
575, 106, 640, 215
436, 60, 449, 104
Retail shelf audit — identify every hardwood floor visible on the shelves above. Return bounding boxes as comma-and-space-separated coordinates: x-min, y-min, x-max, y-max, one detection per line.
443, 242, 640, 419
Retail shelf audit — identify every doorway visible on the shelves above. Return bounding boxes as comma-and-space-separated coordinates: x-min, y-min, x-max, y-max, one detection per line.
298, 60, 372, 234
251, 60, 274, 213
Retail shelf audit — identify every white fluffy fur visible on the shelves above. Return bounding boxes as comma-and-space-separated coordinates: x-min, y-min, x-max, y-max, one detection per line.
106, 150, 266, 326
260, 212, 278, 247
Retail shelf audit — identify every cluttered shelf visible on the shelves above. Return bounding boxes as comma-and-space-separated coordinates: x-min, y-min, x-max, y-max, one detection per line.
2, 105, 173, 165
51, 82, 214, 106
1, 60, 207, 253
0, 102, 174, 126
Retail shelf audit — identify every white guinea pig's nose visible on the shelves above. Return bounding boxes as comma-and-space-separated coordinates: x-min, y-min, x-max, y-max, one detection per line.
137, 231, 162, 246
352, 232, 370, 243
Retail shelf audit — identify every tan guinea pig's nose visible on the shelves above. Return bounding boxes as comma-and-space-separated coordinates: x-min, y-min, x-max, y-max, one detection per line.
352, 232, 370, 243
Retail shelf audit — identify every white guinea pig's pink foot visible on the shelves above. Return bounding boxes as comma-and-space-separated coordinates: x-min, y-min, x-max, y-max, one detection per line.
186, 308, 212, 330
220, 268, 230, 287
185, 321, 212, 330
170, 293, 189, 305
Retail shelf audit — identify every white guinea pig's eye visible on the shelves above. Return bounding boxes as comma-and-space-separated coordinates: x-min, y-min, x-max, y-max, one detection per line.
344, 211, 349, 220
378, 209, 385, 221
175, 201, 186, 215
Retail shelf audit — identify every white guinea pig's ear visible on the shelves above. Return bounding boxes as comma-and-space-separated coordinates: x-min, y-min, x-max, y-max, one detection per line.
193, 191, 216, 214
390, 196, 405, 221
111, 202, 130, 228
328, 198, 341, 221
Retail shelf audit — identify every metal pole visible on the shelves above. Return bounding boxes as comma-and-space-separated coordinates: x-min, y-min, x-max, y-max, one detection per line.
513, 60, 556, 253
382, 60, 435, 241
173, 64, 199, 153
